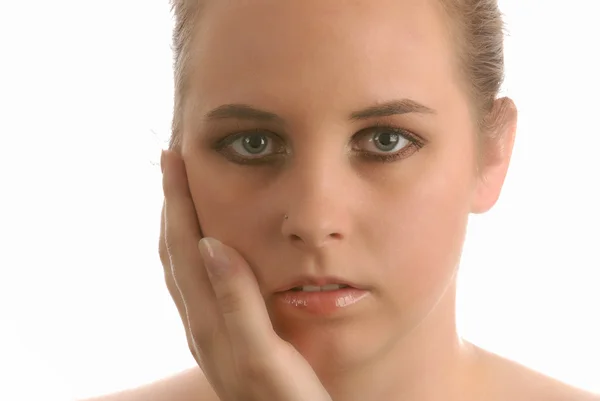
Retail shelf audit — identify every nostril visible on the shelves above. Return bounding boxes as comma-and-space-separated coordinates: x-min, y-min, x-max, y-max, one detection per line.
288, 232, 343, 248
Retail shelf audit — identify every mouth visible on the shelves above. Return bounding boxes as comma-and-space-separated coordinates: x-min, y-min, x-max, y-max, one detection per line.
275, 276, 365, 293
273, 281, 370, 315
288, 284, 351, 292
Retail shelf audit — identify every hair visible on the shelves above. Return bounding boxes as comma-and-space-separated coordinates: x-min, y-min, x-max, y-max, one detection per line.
168, 0, 507, 156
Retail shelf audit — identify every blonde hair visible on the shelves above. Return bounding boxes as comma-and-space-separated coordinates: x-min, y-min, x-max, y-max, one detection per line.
168, 0, 506, 150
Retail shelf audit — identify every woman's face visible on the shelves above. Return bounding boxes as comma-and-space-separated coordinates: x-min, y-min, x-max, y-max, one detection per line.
181, 0, 495, 369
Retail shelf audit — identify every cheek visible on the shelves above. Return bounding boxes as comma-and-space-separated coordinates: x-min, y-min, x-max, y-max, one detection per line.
369, 147, 474, 308
183, 155, 283, 277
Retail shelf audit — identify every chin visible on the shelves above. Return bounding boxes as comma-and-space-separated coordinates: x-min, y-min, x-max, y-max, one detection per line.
272, 313, 395, 374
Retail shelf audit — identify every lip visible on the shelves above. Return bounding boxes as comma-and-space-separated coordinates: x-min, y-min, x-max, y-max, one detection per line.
274, 275, 367, 293
273, 287, 370, 316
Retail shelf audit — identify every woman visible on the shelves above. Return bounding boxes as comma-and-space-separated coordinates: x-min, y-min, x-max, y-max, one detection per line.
93, 0, 599, 400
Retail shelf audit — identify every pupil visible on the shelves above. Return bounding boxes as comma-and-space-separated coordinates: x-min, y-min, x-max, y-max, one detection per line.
375, 133, 399, 151
243, 135, 267, 154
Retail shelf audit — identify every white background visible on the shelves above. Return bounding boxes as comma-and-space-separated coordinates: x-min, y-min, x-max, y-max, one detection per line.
0, 1, 599, 400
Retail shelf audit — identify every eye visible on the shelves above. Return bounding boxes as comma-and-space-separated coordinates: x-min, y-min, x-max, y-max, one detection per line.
366, 131, 407, 152
214, 130, 286, 164
232, 133, 271, 156
352, 126, 424, 161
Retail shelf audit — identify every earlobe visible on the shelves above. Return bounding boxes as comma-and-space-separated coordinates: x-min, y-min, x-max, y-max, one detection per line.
470, 97, 518, 214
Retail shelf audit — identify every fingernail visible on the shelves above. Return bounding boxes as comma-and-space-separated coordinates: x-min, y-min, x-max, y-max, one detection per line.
198, 238, 230, 277
160, 150, 166, 173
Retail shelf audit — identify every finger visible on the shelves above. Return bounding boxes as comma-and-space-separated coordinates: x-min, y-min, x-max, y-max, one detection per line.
198, 237, 277, 357
159, 200, 189, 332
162, 202, 215, 370
161, 150, 219, 346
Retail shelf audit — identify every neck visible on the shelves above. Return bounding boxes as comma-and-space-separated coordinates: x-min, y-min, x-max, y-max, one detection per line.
319, 279, 479, 401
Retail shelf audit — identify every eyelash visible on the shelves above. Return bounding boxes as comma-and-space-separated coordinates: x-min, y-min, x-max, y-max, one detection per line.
212, 128, 287, 165
353, 124, 425, 163
212, 125, 425, 165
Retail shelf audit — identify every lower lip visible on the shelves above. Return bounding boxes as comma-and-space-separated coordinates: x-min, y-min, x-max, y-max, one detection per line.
274, 288, 370, 316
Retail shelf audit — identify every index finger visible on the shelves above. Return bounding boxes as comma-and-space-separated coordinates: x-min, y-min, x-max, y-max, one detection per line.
161, 149, 219, 344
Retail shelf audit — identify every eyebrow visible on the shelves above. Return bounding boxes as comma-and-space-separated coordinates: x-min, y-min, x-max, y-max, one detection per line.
205, 104, 284, 123
204, 99, 435, 123
349, 99, 436, 120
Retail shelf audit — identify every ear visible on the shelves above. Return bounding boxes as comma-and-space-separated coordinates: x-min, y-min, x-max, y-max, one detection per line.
470, 97, 518, 214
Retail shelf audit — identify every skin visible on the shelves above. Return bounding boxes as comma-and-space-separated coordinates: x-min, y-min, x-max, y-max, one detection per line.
182, 0, 503, 399
85, 0, 599, 400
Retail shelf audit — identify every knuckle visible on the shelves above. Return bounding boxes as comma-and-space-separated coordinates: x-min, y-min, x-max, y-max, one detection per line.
187, 335, 211, 368
158, 239, 170, 266
164, 270, 180, 298
164, 238, 186, 269
189, 319, 217, 350
236, 356, 273, 381
214, 287, 245, 315
186, 335, 200, 358
164, 235, 177, 256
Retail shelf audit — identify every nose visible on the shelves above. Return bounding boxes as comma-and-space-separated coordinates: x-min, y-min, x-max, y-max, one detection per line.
280, 160, 350, 251
282, 209, 345, 250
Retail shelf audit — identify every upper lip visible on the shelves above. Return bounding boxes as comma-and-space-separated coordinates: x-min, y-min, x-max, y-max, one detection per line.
275, 275, 367, 292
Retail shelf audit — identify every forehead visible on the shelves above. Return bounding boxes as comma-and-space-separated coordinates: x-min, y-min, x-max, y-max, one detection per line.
186, 0, 466, 124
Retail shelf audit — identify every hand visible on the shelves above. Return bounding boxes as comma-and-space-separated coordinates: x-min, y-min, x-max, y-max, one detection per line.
158, 150, 332, 401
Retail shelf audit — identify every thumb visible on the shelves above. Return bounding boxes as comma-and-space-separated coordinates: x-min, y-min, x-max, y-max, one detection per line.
198, 237, 277, 356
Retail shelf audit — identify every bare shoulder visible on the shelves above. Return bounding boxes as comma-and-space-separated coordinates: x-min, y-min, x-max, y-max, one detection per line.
471, 344, 600, 401
80, 367, 219, 401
